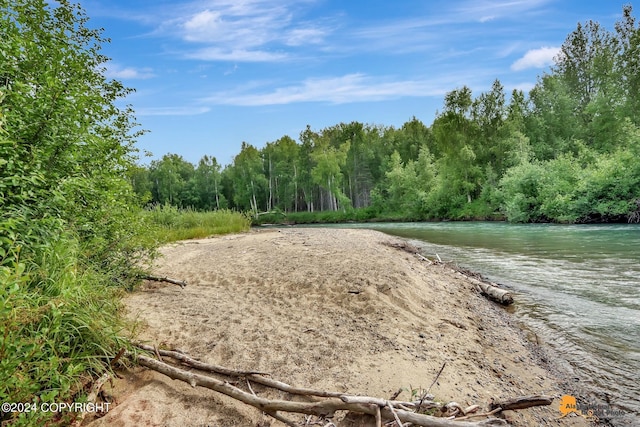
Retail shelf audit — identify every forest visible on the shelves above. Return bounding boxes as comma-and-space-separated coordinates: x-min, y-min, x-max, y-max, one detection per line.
131, 5, 640, 224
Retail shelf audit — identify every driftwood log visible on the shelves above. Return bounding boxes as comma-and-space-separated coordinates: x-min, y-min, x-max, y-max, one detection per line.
455, 273, 514, 305
489, 395, 553, 411
135, 353, 506, 426
130, 345, 555, 426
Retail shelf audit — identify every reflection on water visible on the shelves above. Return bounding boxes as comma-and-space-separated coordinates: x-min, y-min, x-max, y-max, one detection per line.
312, 222, 640, 424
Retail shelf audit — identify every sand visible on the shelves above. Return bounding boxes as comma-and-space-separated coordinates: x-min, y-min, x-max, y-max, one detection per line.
88, 227, 589, 427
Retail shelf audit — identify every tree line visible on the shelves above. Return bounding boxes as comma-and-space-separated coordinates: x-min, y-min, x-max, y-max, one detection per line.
131, 5, 640, 223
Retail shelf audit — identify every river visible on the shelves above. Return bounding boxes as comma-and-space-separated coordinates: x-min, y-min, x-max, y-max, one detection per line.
310, 221, 639, 425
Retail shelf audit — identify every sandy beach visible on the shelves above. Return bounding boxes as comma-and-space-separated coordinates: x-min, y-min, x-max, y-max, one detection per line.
88, 227, 589, 426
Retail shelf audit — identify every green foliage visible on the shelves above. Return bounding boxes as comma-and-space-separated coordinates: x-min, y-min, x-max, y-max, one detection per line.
498, 161, 545, 222
253, 207, 380, 225
129, 6, 640, 225
498, 131, 640, 223
1, 1, 153, 423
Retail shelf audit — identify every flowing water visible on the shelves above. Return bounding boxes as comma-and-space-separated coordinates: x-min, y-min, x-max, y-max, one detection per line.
310, 222, 640, 425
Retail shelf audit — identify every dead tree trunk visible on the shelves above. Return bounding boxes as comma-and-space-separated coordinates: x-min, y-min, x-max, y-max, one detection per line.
132, 347, 518, 427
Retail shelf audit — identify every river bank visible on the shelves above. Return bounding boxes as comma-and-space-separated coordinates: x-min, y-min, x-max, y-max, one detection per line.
88, 228, 589, 426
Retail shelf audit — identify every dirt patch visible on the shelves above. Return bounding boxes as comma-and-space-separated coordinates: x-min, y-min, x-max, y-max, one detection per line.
89, 227, 588, 426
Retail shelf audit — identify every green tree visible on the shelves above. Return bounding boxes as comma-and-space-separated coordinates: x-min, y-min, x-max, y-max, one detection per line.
192, 155, 225, 210
229, 142, 267, 214
381, 147, 434, 216
526, 74, 581, 159
498, 161, 545, 222
615, 5, 640, 125
0, 0, 146, 277
149, 153, 195, 207
432, 86, 482, 208
263, 136, 299, 212
310, 134, 350, 211
128, 164, 153, 203
298, 126, 320, 211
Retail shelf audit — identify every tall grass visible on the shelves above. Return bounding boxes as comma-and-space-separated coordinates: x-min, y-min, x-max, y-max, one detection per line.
0, 236, 129, 426
144, 204, 251, 243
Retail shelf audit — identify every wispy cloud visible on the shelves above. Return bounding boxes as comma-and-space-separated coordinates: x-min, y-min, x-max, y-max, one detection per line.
106, 64, 155, 79
152, 0, 330, 62
136, 106, 211, 116
456, 0, 552, 22
348, 17, 445, 54
185, 48, 288, 62
202, 73, 469, 106
285, 26, 327, 46
511, 46, 559, 70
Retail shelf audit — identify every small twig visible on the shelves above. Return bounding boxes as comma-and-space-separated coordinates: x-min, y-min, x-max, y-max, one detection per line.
426, 362, 446, 395
153, 345, 163, 363
110, 347, 126, 368
389, 388, 403, 400
435, 253, 442, 263
72, 372, 110, 427
453, 407, 502, 420
416, 254, 433, 265
373, 404, 382, 427
444, 401, 465, 416
387, 401, 403, 427
246, 379, 256, 396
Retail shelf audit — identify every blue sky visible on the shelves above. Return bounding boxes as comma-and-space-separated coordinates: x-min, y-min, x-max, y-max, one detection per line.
84, 0, 627, 166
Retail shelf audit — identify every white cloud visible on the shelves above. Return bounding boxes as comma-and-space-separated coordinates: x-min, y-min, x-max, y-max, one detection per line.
202, 73, 457, 106
151, 1, 330, 62
183, 9, 223, 41
106, 64, 155, 79
511, 46, 559, 71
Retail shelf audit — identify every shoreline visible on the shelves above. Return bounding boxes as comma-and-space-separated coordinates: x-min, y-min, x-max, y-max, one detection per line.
89, 227, 590, 426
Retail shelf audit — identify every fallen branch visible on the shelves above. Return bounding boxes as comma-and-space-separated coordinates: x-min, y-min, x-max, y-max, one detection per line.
139, 275, 187, 288
136, 343, 342, 398
72, 371, 110, 427
488, 395, 553, 411
133, 351, 507, 426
